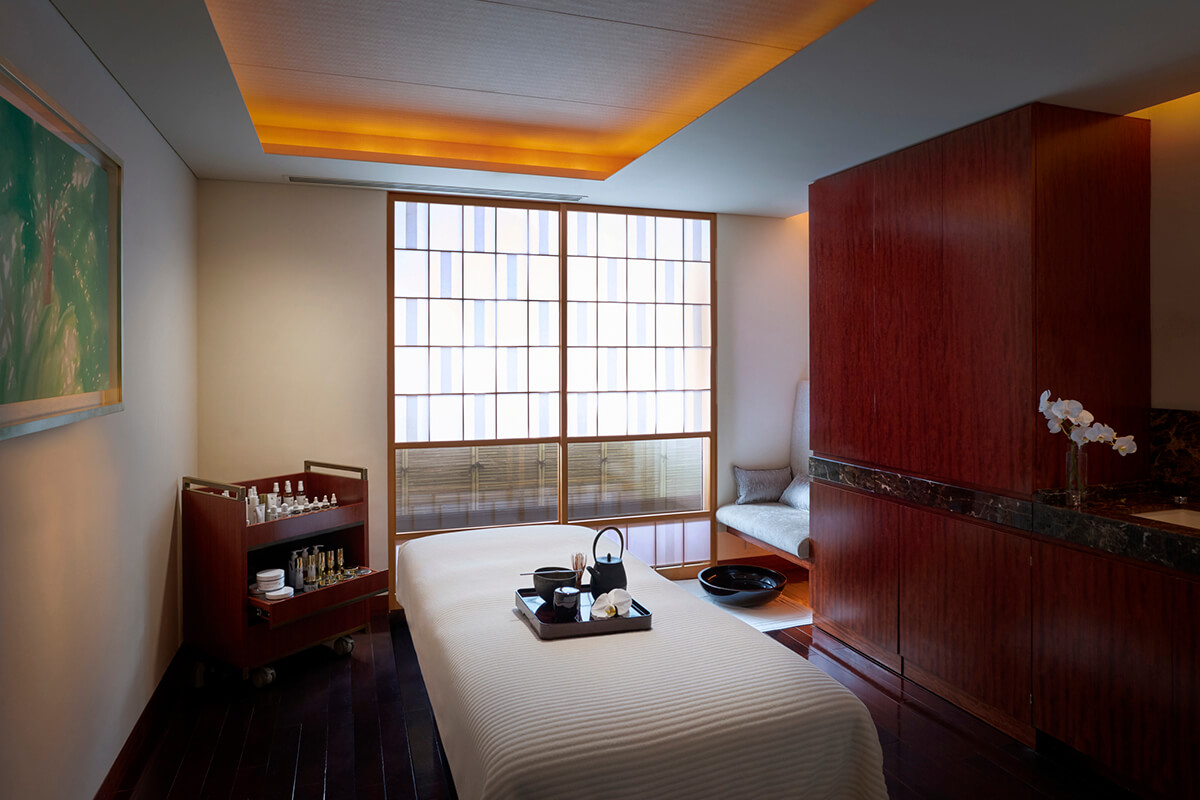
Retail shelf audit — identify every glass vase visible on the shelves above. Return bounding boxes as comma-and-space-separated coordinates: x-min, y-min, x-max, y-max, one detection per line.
1065, 444, 1088, 508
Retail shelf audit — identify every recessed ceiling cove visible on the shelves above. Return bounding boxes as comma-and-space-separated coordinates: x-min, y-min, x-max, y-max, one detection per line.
203, 0, 874, 179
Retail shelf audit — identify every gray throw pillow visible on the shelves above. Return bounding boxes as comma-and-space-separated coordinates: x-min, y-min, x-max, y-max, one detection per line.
780, 474, 811, 511
733, 465, 792, 504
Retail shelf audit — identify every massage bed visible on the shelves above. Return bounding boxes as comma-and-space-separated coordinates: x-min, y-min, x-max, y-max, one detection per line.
395, 524, 887, 800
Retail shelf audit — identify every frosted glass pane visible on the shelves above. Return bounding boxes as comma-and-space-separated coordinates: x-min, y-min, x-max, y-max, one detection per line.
656, 521, 683, 566
627, 391, 656, 434
429, 252, 463, 298
598, 258, 626, 302
430, 396, 463, 441
462, 300, 496, 347
496, 301, 528, 346
656, 348, 683, 390
496, 347, 528, 392
394, 395, 429, 443
567, 211, 597, 256
529, 209, 558, 256
395, 202, 428, 249
656, 391, 685, 433
497, 254, 528, 300
598, 392, 627, 436
684, 262, 710, 304
627, 349, 655, 391
684, 518, 711, 564
463, 205, 496, 252
685, 390, 711, 432
656, 216, 683, 260
627, 215, 655, 259
429, 347, 463, 393
394, 250, 428, 297
684, 218, 711, 261
529, 255, 559, 300
567, 302, 597, 347
529, 348, 559, 392
394, 348, 429, 393
627, 259, 655, 302
497, 207, 528, 253
627, 303, 655, 347
497, 394, 529, 438
684, 348, 710, 390
656, 305, 683, 347
429, 203, 463, 251
463, 253, 496, 299
530, 392, 559, 437
429, 300, 463, 346
528, 301, 558, 346
463, 348, 496, 393
684, 305, 711, 347
625, 523, 656, 565
656, 260, 682, 303
393, 299, 428, 346
598, 348, 627, 391
465, 394, 496, 439
567, 347, 597, 392
568, 392, 598, 436
597, 304, 626, 347
567, 257, 597, 301
597, 213, 626, 257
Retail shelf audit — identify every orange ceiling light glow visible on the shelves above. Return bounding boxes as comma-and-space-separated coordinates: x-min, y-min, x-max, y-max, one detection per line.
205, 0, 875, 179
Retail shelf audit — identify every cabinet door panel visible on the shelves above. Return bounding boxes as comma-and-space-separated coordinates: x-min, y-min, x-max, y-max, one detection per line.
900, 507, 1031, 732
1175, 577, 1200, 798
810, 163, 876, 464
811, 481, 898, 667
1033, 542, 1172, 795
873, 138, 945, 478
941, 108, 1034, 496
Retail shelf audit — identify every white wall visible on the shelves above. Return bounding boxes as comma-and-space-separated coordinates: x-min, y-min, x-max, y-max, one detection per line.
715, 213, 810, 557
196, 182, 388, 567
0, 2, 197, 798
1142, 92, 1200, 411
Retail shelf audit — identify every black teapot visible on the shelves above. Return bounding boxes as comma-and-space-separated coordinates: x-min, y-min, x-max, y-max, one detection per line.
586, 527, 627, 598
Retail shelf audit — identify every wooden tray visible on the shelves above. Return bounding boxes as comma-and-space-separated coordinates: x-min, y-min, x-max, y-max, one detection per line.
514, 587, 652, 640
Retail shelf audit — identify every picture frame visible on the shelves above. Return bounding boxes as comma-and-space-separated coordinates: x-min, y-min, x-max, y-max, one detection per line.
0, 56, 123, 440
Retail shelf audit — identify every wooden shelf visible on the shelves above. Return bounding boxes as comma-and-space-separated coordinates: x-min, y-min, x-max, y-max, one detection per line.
248, 569, 386, 629
244, 503, 365, 550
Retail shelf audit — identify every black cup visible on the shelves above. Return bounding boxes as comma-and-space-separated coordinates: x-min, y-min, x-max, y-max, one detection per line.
533, 567, 576, 602
552, 586, 580, 622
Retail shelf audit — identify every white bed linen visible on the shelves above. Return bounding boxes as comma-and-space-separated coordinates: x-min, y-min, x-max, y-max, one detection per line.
396, 525, 887, 800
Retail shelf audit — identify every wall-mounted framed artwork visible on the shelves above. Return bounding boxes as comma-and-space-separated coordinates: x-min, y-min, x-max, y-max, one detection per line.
0, 57, 122, 440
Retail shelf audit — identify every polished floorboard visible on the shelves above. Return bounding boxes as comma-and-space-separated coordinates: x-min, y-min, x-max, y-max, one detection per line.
111, 613, 1138, 799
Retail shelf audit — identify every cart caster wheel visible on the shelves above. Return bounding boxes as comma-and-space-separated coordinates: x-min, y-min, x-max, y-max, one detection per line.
251, 666, 276, 688
332, 636, 355, 657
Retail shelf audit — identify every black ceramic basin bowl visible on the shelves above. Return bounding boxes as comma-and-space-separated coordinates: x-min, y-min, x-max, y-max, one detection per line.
698, 564, 787, 607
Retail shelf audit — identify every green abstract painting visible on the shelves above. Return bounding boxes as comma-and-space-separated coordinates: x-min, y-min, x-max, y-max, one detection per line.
0, 93, 111, 405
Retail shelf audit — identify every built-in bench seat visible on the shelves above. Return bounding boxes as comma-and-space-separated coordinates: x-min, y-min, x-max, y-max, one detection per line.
716, 502, 810, 563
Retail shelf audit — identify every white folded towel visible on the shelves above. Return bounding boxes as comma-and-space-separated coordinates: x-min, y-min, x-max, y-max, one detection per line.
590, 588, 633, 619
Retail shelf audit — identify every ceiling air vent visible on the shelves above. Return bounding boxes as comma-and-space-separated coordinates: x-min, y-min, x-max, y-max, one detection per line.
287, 177, 585, 203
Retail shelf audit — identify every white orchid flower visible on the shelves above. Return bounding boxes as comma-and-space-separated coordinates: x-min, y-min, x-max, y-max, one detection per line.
1090, 424, 1115, 443
1069, 425, 1089, 445
1038, 390, 1052, 414
1047, 418, 1062, 434
1049, 399, 1069, 420
1063, 400, 1084, 422
1113, 436, 1137, 456
1075, 409, 1094, 427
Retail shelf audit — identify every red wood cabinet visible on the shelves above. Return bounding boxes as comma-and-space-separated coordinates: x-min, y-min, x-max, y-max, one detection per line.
809, 102, 1149, 497
809, 163, 877, 466
1033, 541, 1174, 796
810, 481, 899, 671
899, 506, 1032, 743
1174, 578, 1200, 798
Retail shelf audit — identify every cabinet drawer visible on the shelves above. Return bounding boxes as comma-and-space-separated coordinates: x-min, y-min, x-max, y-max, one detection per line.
248, 568, 386, 628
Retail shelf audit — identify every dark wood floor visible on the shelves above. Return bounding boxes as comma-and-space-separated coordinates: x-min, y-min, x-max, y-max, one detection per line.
111, 614, 1139, 800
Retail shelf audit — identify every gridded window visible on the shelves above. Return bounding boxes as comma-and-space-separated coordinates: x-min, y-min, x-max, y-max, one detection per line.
390, 197, 715, 546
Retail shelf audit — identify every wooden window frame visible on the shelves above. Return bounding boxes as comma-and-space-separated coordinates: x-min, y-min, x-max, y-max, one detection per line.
387, 193, 718, 608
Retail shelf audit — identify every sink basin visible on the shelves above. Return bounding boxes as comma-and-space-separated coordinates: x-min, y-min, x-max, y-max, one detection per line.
1132, 509, 1200, 530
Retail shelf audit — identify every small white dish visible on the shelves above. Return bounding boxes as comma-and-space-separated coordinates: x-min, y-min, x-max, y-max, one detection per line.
265, 586, 294, 600
256, 568, 285, 583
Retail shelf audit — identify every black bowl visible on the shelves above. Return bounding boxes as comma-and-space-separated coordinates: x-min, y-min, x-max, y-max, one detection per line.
698, 564, 787, 607
533, 567, 577, 602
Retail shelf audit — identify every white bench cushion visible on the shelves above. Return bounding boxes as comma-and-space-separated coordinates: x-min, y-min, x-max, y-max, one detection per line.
716, 502, 811, 559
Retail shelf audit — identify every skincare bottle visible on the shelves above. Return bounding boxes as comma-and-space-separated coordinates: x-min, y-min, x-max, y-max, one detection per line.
255, 500, 266, 524
246, 486, 259, 525
283, 480, 294, 507
331, 493, 338, 507
297, 480, 307, 507
304, 554, 317, 593
317, 552, 327, 588
321, 494, 330, 509
267, 482, 279, 508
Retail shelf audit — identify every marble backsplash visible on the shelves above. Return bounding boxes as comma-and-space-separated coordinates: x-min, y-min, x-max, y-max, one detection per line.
1150, 408, 1200, 493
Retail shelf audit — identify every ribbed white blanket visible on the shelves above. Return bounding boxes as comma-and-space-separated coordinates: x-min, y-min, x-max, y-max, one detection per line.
396, 525, 887, 800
